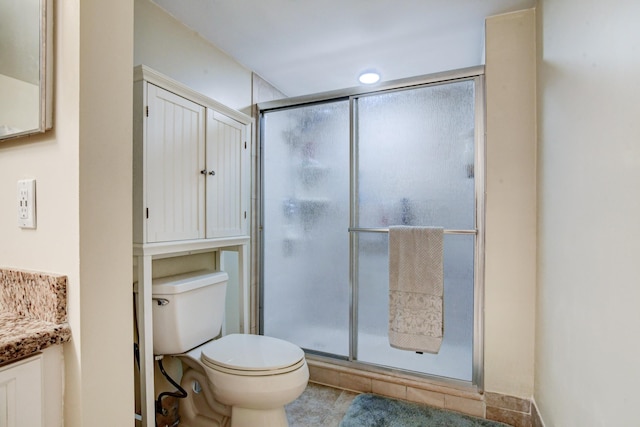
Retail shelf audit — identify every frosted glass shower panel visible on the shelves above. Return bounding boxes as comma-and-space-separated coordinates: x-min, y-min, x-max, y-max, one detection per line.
356, 233, 475, 380
356, 81, 476, 230
262, 101, 350, 356
354, 79, 477, 381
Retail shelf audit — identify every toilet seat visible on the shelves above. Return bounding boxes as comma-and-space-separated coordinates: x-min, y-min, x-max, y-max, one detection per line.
200, 334, 305, 377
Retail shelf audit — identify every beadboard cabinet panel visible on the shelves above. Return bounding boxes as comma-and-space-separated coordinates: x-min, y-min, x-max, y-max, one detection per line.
0, 355, 43, 427
146, 83, 206, 243
206, 110, 248, 238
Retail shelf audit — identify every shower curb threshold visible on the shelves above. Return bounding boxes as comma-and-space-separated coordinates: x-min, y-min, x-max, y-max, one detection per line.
306, 358, 539, 426
307, 357, 482, 399
307, 357, 486, 418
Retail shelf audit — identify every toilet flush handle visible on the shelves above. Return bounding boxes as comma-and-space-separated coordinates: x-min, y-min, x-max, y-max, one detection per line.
152, 297, 169, 306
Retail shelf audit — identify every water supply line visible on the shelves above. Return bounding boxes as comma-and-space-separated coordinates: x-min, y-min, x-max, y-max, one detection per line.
155, 355, 188, 417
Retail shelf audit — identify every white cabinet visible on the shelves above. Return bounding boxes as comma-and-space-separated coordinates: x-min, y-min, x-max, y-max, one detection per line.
206, 110, 249, 238
132, 65, 252, 427
145, 83, 206, 242
0, 355, 43, 427
134, 66, 251, 245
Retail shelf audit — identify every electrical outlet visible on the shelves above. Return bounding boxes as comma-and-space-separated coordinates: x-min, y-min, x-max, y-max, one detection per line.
17, 179, 36, 229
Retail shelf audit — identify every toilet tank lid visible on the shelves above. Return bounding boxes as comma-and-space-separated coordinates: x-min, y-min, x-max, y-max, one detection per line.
149, 270, 228, 295
201, 334, 304, 371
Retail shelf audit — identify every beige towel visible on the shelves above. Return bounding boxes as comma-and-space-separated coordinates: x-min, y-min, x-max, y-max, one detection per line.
388, 226, 444, 353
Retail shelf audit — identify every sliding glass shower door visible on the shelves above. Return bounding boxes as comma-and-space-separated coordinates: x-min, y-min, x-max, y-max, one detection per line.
353, 81, 477, 381
261, 101, 351, 357
261, 73, 483, 383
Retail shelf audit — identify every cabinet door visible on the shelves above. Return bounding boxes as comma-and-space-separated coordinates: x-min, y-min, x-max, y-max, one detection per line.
0, 356, 43, 427
206, 110, 248, 238
146, 84, 206, 242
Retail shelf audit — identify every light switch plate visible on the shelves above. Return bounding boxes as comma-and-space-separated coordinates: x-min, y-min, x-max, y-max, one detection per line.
17, 179, 36, 229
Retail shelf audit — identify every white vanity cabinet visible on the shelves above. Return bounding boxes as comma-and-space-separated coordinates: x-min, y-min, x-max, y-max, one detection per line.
132, 65, 252, 427
133, 65, 251, 244
0, 355, 43, 427
0, 348, 63, 427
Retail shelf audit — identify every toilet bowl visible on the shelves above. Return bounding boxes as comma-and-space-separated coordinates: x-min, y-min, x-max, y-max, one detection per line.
148, 270, 308, 427
179, 334, 309, 427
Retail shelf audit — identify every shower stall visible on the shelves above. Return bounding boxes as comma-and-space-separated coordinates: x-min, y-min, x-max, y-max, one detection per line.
258, 68, 485, 386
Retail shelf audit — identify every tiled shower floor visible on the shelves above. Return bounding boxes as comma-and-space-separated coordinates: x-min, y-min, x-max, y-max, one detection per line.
285, 382, 358, 427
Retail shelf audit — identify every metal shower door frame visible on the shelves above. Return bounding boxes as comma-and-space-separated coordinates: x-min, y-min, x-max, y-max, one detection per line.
258, 66, 486, 391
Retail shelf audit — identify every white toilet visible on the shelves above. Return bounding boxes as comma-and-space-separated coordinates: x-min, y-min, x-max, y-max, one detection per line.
150, 270, 309, 427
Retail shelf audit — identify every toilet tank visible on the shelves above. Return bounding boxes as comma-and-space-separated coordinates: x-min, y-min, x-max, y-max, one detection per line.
150, 270, 228, 355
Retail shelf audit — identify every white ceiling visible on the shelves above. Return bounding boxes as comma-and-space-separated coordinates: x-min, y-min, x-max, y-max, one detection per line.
151, 0, 535, 97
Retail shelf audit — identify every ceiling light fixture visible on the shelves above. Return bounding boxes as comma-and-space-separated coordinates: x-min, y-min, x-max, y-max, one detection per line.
358, 71, 380, 85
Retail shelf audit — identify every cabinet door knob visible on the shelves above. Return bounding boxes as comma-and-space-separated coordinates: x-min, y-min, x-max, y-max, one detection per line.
209, 170, 216, 176
200, 169, 207, 175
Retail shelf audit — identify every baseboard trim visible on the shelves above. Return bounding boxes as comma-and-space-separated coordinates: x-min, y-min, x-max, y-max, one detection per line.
485, 391, 532, 426
531, 397, 546, 427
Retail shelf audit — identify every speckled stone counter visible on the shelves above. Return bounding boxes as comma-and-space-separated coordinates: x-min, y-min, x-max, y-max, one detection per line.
0, 269, 71, 365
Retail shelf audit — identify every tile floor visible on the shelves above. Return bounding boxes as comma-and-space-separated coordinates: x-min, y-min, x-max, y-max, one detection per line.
285, 382, 359, 427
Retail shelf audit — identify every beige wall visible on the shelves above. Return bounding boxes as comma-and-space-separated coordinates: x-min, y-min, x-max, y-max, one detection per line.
536, 0, 640, 425
0, 1, 133, 426
484, 9, 537, 399
77, 0, 134, 423
134, 0, 253, 112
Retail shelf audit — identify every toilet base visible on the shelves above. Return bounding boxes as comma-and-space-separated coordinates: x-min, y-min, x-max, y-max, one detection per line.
231, 406, 289, 427
179, 368, 230, 427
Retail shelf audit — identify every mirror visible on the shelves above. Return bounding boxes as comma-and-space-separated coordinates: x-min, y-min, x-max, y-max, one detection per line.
0, 0, 52, 141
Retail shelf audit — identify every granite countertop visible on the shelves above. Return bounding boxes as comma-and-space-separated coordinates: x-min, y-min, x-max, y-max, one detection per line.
0, 269, 71, 366
0, 312, 71, 365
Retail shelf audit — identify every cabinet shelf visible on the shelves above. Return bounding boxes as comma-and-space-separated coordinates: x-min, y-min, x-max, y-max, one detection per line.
134, 236, 250, 258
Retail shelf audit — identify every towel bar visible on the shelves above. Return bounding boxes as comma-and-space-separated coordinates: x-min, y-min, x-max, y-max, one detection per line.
348, 227, 477, 235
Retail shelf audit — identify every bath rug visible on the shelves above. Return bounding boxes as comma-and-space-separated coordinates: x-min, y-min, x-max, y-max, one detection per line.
340, 394, 508, 427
